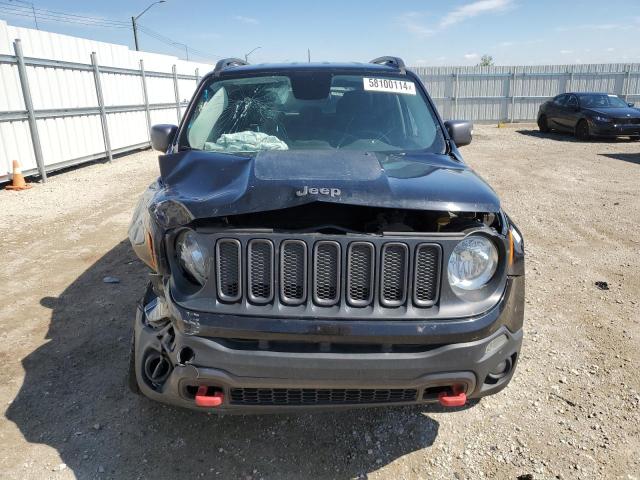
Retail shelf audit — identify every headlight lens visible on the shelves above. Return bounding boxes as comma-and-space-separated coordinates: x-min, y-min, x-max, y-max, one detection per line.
593, 115, 611, 123
176, 230, 207, 285
447, 236, 498, 291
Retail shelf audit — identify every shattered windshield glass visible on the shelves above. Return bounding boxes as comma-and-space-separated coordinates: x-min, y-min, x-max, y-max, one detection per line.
182, 73, 446, 154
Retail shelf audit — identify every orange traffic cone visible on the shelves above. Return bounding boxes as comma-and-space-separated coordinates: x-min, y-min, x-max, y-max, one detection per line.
5, 160, 32, 191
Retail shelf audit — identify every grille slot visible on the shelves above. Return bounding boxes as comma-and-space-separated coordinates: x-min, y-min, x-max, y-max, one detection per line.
230, 387, 418, 406
380, 243, 409, 307
280, 240, 307, 305
413, 244, 441, 307
346, 242, 375, 307
247, 239, 274, 304
216, 239, 241, 302
313, 241, 341, 306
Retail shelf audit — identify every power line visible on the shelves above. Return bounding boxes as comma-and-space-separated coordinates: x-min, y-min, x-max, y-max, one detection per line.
0, 3, 129, 27
0, 2, 220, 62
137, 24, 222, 61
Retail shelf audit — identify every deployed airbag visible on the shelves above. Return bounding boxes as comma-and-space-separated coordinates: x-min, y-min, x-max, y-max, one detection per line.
204, 131, 288, 152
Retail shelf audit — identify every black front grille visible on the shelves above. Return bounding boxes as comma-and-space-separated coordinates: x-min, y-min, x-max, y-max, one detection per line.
614, 117, 640, 125
210, 235, 442, 310
229, 387, 418, 406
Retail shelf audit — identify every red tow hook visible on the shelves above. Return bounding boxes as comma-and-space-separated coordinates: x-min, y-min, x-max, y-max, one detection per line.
195, 385, 224, 407
438, 385, 467, 407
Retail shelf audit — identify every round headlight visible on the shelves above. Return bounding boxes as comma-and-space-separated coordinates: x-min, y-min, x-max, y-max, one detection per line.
176, 230, 207, 285
447, 236, 498, 291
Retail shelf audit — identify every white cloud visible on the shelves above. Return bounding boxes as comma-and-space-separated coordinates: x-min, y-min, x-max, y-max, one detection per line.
440, 0, 513, 28
606, 47, 615, 52
233, 15, 259, 24
560, 49, 573, 54
396, 12, 434, 37
464, 53, 480, 60
398, 0, 513, 39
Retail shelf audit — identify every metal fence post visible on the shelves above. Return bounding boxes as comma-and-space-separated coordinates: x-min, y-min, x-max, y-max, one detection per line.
195, 67, 199, 84
624, 66, 631, 101
454, 70, 459, 118
13, 39, 47, 181
172, 64, 181, 123
568, 66, 574, 92
139, 59, 151, 141
90, 52, 113, 163
510, 69, 516, 123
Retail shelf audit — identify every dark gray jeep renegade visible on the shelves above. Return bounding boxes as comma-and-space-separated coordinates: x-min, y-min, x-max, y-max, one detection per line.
128, 56, 525, 413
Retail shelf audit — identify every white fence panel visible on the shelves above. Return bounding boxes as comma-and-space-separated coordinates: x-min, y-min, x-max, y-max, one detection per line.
414, 63, 640, 122
0, 19, 212, 182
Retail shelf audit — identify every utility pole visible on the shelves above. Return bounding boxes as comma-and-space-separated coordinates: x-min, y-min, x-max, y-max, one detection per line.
307, 49, 311, 63
131, 16, 139, 51
131, 1, 166, 51
9, 0, 38, 29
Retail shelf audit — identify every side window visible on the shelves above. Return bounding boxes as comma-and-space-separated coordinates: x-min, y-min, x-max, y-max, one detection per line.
566, 95, 578, 108
553, 94, 568, 106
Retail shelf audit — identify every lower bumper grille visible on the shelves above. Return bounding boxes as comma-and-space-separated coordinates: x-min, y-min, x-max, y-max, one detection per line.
229, 387, 418, 406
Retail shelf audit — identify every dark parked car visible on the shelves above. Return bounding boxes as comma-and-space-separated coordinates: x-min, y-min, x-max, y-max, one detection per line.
537, 92, 640, 140
128, 56, 525, 413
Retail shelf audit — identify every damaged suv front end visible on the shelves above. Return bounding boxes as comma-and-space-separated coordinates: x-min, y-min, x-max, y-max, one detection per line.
128, 57, 525, 413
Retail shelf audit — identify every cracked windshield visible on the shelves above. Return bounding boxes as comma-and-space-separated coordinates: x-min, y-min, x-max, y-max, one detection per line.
183, 74, 446, 154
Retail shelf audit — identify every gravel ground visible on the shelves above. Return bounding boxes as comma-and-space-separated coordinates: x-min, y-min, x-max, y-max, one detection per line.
0, 126, 638, 480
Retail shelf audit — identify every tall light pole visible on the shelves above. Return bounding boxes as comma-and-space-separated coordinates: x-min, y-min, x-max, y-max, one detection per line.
244, 46, 261, 62
132, 0, 166, 51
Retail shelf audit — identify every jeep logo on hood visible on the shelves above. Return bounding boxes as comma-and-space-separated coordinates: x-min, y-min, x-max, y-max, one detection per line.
295, 186, 341, 197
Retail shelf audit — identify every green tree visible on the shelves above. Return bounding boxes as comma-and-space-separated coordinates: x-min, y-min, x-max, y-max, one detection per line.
478, 54, 494, 67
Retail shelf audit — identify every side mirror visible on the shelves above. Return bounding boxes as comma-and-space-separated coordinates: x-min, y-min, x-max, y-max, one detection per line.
628, 102, 635, 108
150, 124, 178, 152
444, 120, 473, 147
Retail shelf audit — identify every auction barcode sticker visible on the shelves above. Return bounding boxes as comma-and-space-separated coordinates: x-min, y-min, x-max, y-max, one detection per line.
363, 77, 416, 95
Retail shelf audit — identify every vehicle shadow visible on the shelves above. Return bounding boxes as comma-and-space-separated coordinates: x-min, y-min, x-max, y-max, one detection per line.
6, 240, 443, 479
516, 129, 639, 144
598, 152, 640, 165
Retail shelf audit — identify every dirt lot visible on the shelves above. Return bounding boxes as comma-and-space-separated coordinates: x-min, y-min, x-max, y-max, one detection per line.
0, 126, 638, 480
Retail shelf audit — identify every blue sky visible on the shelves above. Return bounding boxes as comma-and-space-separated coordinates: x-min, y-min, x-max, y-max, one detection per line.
1, 0, 640, 65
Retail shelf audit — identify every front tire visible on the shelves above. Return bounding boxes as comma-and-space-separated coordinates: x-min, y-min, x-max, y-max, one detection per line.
575, 120, 590, 141
127, 334, 141, 395
537, 115, 549, 133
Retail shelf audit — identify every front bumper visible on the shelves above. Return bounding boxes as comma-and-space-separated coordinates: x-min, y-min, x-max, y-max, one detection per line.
133, 276, 524, 413
590, 122, 640, 137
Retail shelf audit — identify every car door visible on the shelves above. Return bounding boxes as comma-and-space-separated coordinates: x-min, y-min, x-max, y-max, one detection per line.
546, 94, 568, 129
562, 94, 581, 130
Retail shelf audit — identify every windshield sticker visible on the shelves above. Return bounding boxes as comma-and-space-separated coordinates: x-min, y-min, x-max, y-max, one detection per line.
363, 77, 416, 95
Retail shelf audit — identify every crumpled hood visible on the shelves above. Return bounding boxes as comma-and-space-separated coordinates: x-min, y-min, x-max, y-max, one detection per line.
154, 149, 500, 225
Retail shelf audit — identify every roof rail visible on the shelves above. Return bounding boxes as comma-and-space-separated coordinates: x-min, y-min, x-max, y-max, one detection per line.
369, 56, 406, 74
213, 57, 249, 76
